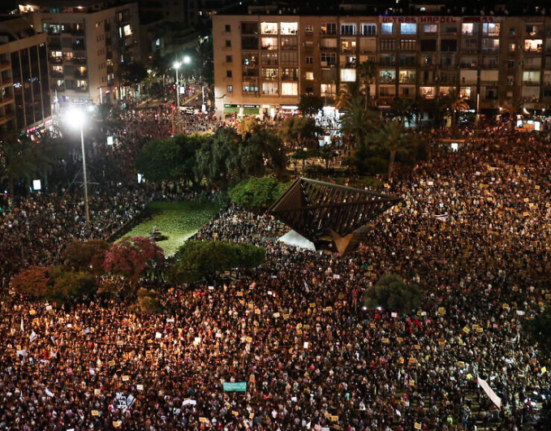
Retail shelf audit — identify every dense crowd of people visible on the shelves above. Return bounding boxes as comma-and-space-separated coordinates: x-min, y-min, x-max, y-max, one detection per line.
0, 114, 550, 431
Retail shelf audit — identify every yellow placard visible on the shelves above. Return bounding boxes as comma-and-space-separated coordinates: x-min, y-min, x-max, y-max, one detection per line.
249, 413, 254, 419
199, 417, 209, 423
113, 421, 122, 428
255, 309, 261, 315
122, 375, 130, 382
92, 410, 99, 416
415, 423, 422, 430
246, 336, 252, 343
232, 411, 239, 417
467, 374, 473, 380
414, 345, 421, 350
463, 327, 470, 334
108, 360, 116, 367
382, 338, 389, 344
310, 303, 316, 308
438, 307, 445, 315
30, 309, 36, 315
396, 337, 403, 343
331, 415, 339, 422
503, 304, 510, 309
283, 314, 290, 319
476, 327, 483, 333
542, 367, 547, 375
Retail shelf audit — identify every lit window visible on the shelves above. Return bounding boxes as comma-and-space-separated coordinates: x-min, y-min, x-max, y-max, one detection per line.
340, 69, 356, 82
423, 24, 437, 33
400, 23, 417, 35
381, 23, 393, 35
281, 82, 298, 95
280, 22, 298, 35
305, 72, 314, 80
261, 22, 278, 35
123, 24, 132, 36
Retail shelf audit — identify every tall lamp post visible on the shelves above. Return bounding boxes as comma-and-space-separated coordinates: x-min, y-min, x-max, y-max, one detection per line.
66, 108, 90, 225
173, 61, 181, 109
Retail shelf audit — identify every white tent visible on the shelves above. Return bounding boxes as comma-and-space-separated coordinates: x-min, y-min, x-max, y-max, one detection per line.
278, 230, 316, 251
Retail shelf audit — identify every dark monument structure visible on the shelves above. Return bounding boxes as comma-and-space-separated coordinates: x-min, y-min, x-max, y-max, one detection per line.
268, 178, 402, 254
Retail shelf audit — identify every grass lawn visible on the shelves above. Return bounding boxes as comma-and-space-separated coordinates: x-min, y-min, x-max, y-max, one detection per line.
121, 201, 219, 256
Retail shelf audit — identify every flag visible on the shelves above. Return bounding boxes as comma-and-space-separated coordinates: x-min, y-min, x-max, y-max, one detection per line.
21, 318, 24, 332
45, 388, 55, 397
434, 214, 449, 222
303, 281, 310, 293
478, 377, 501, 408
30, 331, 37, 342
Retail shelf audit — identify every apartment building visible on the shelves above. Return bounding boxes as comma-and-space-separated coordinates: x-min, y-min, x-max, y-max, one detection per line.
21, 0, 141, 106
0, 17, 51, 136
212, 14, 551, 118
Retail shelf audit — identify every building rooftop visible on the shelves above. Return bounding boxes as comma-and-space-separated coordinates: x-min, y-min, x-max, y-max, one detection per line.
216, 0, 551, 16
0, 17, 36, 45
18, 0, 135, 14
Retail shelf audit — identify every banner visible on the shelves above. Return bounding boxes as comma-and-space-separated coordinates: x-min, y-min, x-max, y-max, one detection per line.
477, 377, 502, 408
223, 382, 247, 392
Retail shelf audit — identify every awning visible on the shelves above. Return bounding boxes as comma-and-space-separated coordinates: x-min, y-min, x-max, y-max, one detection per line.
224, 106, 239, 114
243, 107, 259, 115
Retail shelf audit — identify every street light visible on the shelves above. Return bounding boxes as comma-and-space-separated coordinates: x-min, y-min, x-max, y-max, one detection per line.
183, 55, 191, 65
173, 61, 181, 109
65, 108, 90, 225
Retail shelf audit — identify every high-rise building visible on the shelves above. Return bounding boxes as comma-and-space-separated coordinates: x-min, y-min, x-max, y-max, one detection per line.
0, 17, 51, 135
20, 0, 141, 106
212, 13, 551, 118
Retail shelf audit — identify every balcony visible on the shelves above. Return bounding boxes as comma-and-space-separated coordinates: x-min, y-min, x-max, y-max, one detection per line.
0, 113, 15, 126
75, 71, 88, 79
379, 77, 396, 84
48, 40, 62, 50
0, 95, 14, 106
74, 86, 89, 93
74, 57, 87, 65
400, 76, 416, 84
1, 78, 13, 87
262, 74, 278, 81
379, 60, 396, 67
481, 47, 500, 54
50, 70, 64, 78
49, 56, 63, 64
523, 80, 540, 86
0, 61, 10, 71
72, 43, 86, 51
460, 63, 478, 69
281, 74, 299, 81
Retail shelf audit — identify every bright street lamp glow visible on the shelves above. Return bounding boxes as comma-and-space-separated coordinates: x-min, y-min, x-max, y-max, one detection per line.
183, 56, 191, 64
65, 108, 85, 127
173, 61, 181, 69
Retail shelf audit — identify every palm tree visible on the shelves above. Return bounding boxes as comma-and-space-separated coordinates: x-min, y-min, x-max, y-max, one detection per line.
335, 81, 361, 111
390, 98, 413, 124
339, 94, 379, 150
501, 98, 524, 129
374, 119, 412, 180
357, 60, 378, 109
443, 89, 469, 128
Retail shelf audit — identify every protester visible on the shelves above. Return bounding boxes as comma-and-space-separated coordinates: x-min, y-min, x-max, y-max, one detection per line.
0, 121, 550, 430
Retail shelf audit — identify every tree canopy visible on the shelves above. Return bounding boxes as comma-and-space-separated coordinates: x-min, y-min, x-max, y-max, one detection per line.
168, 241, 265, 284
298, 95, 324, 116
228, 177, 287, 211
363, 274, 421, 314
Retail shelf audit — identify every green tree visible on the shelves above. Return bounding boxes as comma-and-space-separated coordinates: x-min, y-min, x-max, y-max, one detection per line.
137, 288, 163, 313
195, 128, 240, 186
298, 94, 324, 116
340, 94, 379, 144
523, 303, 551, 355
228, 177, 287, 211
168, 241, 265, 284
0, 135, 57, 200
374, 119, 412, 180
363, 274, 421, 314
279, 117, 323, 150
390, 98, 413, 124
49, 267, 98, 302
121, 62, 148, 85
443, 88, 469, 128
239, 129, 287, 180
136, 139, 182, 184
357, 60, 377, 109
62, 240, 110, 274
237, 117, 261, 140
172, 133, 204, 186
